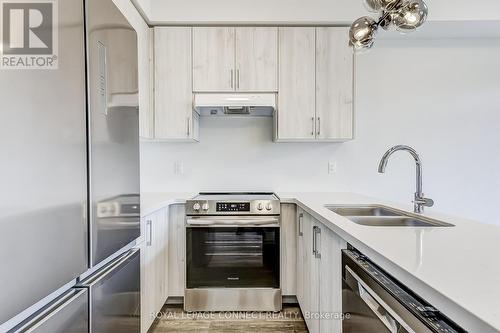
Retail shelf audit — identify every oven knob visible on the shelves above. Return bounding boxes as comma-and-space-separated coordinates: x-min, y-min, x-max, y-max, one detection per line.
202, 203, 209, 211
257, 203, 264, 211
266, 202, 273, 211
193, 202, 201, 211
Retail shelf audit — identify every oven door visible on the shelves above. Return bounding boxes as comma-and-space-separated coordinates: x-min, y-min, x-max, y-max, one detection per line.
186, 216, 280, 289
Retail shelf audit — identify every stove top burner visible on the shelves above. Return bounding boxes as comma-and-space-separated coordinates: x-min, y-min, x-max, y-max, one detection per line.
186, 192, 281, 216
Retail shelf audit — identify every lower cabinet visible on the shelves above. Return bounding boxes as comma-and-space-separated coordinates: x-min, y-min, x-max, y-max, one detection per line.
296, 208, 346, 333
141, 208, 169, 333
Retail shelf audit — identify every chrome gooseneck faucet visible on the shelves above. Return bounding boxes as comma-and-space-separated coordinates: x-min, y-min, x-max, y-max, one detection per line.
378, 145, 434, 214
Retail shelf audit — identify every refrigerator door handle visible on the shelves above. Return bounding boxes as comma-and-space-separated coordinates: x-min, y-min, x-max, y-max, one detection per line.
82, 249, 139, 287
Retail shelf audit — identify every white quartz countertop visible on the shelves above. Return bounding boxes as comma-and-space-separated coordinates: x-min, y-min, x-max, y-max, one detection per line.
141, 191, 500, 332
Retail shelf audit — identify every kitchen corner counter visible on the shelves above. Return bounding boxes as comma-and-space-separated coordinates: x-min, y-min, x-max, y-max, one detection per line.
141, 192, 196, 217
277, 192, 500, 333
141, 191, 500, 333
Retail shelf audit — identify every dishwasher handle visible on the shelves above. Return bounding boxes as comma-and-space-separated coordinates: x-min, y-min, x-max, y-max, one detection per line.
345, 266, 401, 333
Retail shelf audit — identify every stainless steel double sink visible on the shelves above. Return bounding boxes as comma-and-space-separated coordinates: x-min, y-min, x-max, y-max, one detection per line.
326, 205, 455, 227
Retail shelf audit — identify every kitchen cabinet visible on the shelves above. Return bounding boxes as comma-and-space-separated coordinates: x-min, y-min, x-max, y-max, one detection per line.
193, 27, 278, 92
140, 27, 154, 139
277, 27, 316, 141
276, 27, 354, 142
235, 27, 278, 92
140, 208, 169, 333
316, 27, 354, 140
296, 209, 319, 331
155, 27, 199, 141
281, 204, 297, 296
296, 207, 346, 333
193, 27, 235, 92
167, 204, 186, 297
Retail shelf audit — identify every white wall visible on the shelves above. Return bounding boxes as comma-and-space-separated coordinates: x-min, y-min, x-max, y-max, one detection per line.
134, 0, 500, 24
141, 37, 500, 226
337, 38, 500, 225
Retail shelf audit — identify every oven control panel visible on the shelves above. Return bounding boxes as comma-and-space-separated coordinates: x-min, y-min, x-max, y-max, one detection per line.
217, 202, 250, 212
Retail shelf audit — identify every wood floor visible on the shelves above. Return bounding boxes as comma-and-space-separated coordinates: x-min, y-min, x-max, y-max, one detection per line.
149, 305, 308, 333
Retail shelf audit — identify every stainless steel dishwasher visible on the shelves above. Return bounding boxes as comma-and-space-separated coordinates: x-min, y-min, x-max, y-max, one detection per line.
342, 249, 465, 333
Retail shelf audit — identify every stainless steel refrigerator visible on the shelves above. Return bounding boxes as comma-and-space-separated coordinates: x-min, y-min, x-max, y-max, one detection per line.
0, 0, 141, 331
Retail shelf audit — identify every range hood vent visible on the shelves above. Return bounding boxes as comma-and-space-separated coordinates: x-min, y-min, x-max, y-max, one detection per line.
194, 93, 276, 117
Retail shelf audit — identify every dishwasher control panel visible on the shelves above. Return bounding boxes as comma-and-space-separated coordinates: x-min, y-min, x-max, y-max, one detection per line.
343, 249, 466, 333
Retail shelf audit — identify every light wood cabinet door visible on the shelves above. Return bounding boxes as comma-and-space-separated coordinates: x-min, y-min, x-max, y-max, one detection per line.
168, 204, 186, 297
299, 211, 320, 333
140, 209, 169, 333
154, 27, 195, 140
296, 209, 306, 306
193, 27, 235, 92
277, 27, 316, 140
281, 204, 297, 296
235, 27, 278, 92
316, 27, 354, 141
318, 224, 345, 333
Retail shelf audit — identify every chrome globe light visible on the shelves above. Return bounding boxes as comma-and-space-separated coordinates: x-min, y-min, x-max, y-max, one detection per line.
349, 17, 378, 50
350, 0, 428, 51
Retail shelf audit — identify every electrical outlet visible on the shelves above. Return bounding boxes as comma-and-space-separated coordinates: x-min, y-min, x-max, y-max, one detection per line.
328, 161, 337, 175
174, 162, 184, 175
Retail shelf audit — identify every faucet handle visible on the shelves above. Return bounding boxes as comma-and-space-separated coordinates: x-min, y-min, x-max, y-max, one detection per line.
413, 194, 434, 213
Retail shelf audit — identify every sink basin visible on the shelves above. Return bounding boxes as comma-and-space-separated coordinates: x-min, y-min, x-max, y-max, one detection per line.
326, 205, 454, 227
326, 205, 400, 217
348, 216, 454, 227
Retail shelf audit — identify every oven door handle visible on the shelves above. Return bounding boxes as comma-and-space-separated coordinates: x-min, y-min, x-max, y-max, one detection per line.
186, 217, 280, 227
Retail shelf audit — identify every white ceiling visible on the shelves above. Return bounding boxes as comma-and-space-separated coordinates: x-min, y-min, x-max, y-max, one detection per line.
133, 0, 500, 25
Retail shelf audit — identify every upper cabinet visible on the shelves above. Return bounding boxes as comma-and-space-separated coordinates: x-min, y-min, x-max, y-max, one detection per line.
276, 27, 354, 142
155, 27, 199, 141
277, 27, 316, 141
316, 27, 354, 141
235, 27, 278, 92
193, 27, 235, 92
193, 27, 278, 92
150, 25, 353, 142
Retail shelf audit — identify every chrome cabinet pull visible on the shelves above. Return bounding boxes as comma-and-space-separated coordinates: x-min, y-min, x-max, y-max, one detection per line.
317, 117, 321, 136
312, 226, 317, 255
236, 69, 240, 90
315, 226, 321, 259
146, 220, 152, 246
298, 213, 303, 236
312, 226, 321, 258
187, 116, 190, 137
311, 117, 315, 136
230, 69, 234, 89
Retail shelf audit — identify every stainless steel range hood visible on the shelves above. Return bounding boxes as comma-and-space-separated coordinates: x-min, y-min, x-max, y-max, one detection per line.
194, 93, 276, 117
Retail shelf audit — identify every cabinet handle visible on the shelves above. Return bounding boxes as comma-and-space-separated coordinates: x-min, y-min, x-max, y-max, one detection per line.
146, 220, 153, 246
313, 226, 321, 259
311, 117, 315, 136
317, 117, 321, 136
230, 69, 234, 89
236, 69, 240, 90
187, 116, 191, 137
298, 213, 303, 237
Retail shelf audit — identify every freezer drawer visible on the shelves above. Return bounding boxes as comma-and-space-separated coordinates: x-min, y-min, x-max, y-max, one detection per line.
10, 289, 88, 333
79, 249, 140, 333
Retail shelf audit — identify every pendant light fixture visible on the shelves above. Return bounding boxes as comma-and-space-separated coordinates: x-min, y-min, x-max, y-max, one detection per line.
350, 0, 428, 51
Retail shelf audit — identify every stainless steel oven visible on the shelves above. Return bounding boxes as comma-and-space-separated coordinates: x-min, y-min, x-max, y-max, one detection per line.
185, 193, 281, 312
342, 249, 465, 333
